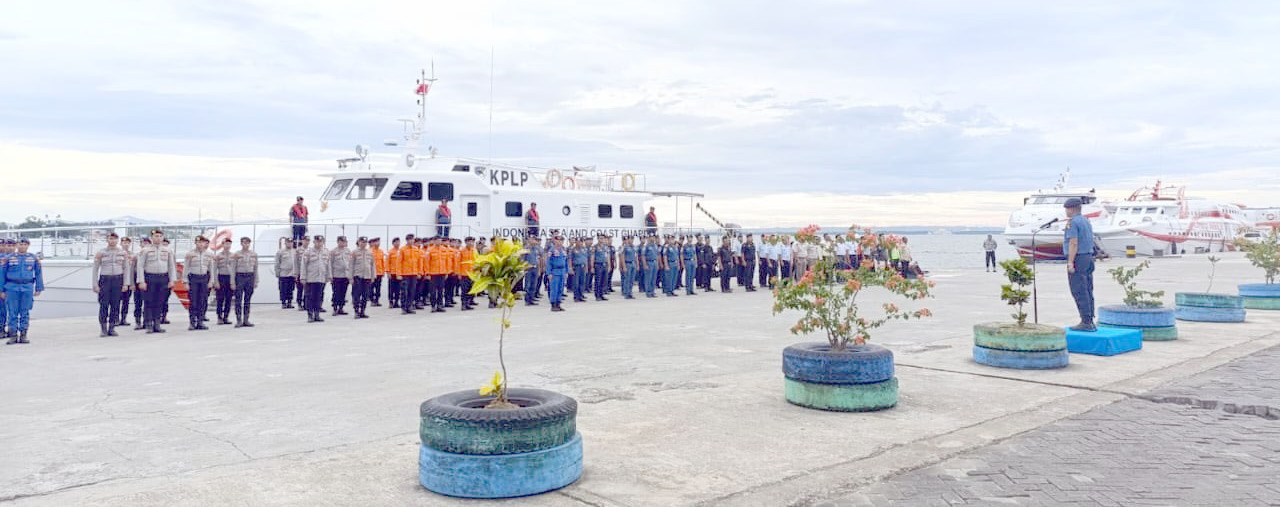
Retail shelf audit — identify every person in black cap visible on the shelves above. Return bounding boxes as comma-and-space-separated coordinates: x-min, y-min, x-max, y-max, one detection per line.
92, 232, 130, 337
230, 237, 259, 327
184, 235, 217, 331
299, 235, 330, 322
351, 237, 375, 319
1063, 197, 1097, 331
3, 238, 43, 343
136, 230, 176, 333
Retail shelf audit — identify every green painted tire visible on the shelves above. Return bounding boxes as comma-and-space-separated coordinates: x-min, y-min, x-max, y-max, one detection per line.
973, 322, 1066, 352
784, 376, 898, 412
420, 388, 577, 455
1174, 292, 1244, 309
1098, 323, 1178, 341
1243, 297, 1280, 311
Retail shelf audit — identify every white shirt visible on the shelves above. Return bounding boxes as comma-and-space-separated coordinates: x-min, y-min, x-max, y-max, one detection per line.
778, 244, 792, 261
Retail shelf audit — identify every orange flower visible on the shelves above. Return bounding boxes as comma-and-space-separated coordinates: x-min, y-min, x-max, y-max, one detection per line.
915, 308, 933, 317
846, 279, 863, 291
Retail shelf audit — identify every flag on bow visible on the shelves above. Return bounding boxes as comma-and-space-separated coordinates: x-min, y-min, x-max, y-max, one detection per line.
416, 83, 430, 95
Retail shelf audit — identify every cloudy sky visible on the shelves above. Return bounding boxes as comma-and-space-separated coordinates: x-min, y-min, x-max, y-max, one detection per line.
2, 0, 1278, 227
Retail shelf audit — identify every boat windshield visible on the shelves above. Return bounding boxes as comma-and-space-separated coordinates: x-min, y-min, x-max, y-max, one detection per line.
323, 179, 352, 200
346, 178, 388, 200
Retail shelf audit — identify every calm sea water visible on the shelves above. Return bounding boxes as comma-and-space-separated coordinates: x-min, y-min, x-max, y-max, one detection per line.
900, 233, 1022, 272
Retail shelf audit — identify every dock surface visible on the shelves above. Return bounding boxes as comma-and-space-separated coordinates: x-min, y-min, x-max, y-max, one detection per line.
2, 254, 1277, 506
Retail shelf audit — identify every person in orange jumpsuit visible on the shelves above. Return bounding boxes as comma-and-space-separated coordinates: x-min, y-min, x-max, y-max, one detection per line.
426, 236, 451, 313
370, 238, 385, 307
458, 237, 477, 311
387, 238, 403, 310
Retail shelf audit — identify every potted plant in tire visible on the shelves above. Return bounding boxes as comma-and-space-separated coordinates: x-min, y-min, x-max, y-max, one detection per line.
973, 259, 1068, 369
772, 225, 934, 412
1175, 256, 1246, 322
418, 239, 582, 498
1098, 261, 1176, 340
1234, 229, 1280, 310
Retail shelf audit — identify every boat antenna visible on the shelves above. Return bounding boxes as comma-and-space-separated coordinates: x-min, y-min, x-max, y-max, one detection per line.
488, 43, 494, 163
414, 63, 438, 146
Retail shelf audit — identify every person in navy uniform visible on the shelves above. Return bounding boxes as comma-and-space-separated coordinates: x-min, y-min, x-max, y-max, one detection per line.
436, 198, 452, 237
1063, 198, 1097, 331
3, 238, 43, 343
545, 235, 568, 312
523, 236, 543, 306
716, 237, 735, 293
681, 235, 698, 295
605, 235, 617, 294
742, 234, 758, 292
525, 202, 540, 239
642, 235, 661, 297
697, 235, 715, 291
571, 237, 590, 302
592, 235, 612, 301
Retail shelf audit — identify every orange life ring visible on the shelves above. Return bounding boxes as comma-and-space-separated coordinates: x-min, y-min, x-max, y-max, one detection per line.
544, 169, 563, 189
212, 229, 234, 249
1268, 213, 1277, 221
562, 177, 576, 190
621, 173, 636, 191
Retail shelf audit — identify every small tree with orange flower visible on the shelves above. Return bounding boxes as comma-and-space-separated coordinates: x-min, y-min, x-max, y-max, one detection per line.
772, 225, 934, 350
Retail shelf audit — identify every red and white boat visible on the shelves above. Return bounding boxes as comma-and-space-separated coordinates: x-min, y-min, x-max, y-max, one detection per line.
1004, 171, 1110, 260
1093, 181, 1252, 257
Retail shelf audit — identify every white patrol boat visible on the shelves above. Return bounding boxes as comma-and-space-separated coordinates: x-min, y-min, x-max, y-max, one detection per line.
1092, 181, 1252, 257
1003, 170, 1111, 260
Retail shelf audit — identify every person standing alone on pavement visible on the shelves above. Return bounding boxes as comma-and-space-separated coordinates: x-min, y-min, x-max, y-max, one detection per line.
1063, 198, 1096, 331
983, 234, 999, 272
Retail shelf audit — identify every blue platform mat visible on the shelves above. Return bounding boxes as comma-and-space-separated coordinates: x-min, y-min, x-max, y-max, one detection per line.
1066, 326, 1142, 356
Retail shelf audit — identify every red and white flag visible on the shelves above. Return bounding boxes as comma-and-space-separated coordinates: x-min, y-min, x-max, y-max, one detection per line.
416, 83, 430, 95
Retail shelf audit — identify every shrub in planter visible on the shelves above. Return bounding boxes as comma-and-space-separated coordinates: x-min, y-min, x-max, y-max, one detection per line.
1234, 229, 1280, 310
973, 259, 1068, 369
1098, 261, 1177, 340
418, 239, 582, 499
772, 225, 934, 412
1175, 256, 1245, 323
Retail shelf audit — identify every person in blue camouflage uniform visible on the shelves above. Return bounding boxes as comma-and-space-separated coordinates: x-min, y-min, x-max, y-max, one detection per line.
571, 237, 590, 302
545, 234, 568, 312
592, 235, 611, 301
619, 235, 638, 299
523, 236, 542, 306
0, 239, 11, 336
662, 235, 680, 296
642, 235, 661, 298
3, 238, 44, 344
681, 235, 698, 295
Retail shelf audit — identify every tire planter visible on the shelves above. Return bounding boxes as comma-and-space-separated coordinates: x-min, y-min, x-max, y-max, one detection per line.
972, 323, 1067, 370
1174, 292, 1246, 323
419, 388, 582, 498
1097, 304, 1178, 341
1238, 284, 1280, 311
782, 342, 897, 412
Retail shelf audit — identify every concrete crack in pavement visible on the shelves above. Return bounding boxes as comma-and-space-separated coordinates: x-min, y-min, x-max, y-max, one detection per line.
1137, 394, 1280, 420
178, 425, 253, 460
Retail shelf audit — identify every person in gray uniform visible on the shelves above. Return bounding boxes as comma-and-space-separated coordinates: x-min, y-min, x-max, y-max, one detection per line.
230, 237, 259, 327
351, 237, 375, 319
213, 239, 235, 325
328, 236, 352, 316
299, 235, 331, 323
184, 235, 217, 331
294, 237, 309, 310
117, 237, 135, 327
275, 237, 298, 309
130, 238, 149, 329
136, 230, 176, 334
92, 232, 131, 337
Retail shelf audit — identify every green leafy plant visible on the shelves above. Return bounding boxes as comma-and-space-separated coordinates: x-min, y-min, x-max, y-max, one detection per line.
998, 258, 1034, 326
467, 238, 532, 409
1234, 228, 1279, 284
1206, 255, 1220, 293
772, 225, 933, 351
1106, 261, 1165, 307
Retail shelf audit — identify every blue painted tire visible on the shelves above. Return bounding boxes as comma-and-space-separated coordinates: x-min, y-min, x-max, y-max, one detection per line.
1097, 305, 1175, 328
1099, 323, 1178, 341
1175, 292, 1244, 309
420, 388, 576, 455
419, 432, 583, 499
782, 342, 894, 385
1175, 306, 1246, 322
973, 345, 1068, 370
1243, 297, 1280, 311
973, 322, 1066, 352
1238, 284, 1280, 298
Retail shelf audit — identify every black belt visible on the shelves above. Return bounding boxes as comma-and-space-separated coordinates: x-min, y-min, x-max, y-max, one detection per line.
6, 278, 33, 283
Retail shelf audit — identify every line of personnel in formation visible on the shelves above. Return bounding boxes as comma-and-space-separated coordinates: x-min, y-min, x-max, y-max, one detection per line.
64, 229, 919, 341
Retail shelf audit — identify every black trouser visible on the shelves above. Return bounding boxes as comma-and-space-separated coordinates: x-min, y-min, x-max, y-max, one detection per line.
292, 224, 307, 241
985, 251, 997, 269
216, 274, 233, 319
460, 278, 474, 307
306, 282, 325, 315
97, 274, 123, 326
720, 265, 732, 291
759, 260, 770, 287
399, 277, 415, 312
161, 283, 171, 320
594, 262, 609, 298
352, 277, 370, 313
372, 275, 383, 304
143, 273, 169, 328
279, 276, 295, 305
388, 276, 400, 307
119, 287, 132, 324
295, 274, 305, 307
445, 275, 457, 304
416, 276, 428, 306
234, 273, 254, 320
781, 261, 792, 280
698, 263, 711, 289
132, 287, 144, 323
331, 277, 349, 308
187, 274, 210, 325
743, 261, 756, 289
430, 275, 447, 309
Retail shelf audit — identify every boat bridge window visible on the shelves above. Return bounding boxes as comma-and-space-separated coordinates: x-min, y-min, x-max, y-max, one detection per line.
505, 201, 523, 217
452, 164, 471, 172
391, 181, 422, 201
620, 205, 634, 219
427, 182, 454, 201
598, 205, 613, 219
1145, 207, 1157, 214
323, 179, 353, 200
467, 202, 478, 217
345, 178, 388, 200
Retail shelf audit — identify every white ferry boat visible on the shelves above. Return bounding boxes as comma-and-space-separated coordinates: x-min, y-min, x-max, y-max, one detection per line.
6, 71, 707, 319
1093, 181, 1252, 257
1003, 171, 1110, 260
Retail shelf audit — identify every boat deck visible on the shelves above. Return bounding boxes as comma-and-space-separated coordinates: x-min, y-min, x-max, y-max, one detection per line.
1, 254, 1276, 506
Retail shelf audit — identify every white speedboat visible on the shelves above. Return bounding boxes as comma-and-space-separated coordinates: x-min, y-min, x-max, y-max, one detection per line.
1093, 181, 1252, 257
1003, 171, 1110, 260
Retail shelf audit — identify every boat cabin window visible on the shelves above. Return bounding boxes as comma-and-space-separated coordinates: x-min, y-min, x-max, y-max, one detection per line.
505, 201, 523, 217
345, 178, 388, 200
1144, 207, 1157, 214
452, 164, 470, 172
598, 204, 613, 219
467, 202, 478, 217
391, 181, 422, 201
620, 205, 634, 219
323, 179, 353, 200
427, 182, 454, 201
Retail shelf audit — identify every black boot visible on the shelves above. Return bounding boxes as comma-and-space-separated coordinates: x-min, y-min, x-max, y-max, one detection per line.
5, 332, 17, 344
100, 322, 109, 338
234, 309, 243, 328
17, 331, 28, 344
152, 320, 166, 334
242, 308, 254, 327
188, 317, 197, 331
107, 325, 119, 337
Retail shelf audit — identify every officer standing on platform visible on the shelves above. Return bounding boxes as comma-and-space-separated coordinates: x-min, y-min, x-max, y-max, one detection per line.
183, 236, 217, 331
370, 238, 385, 306
523, 236, 542, 306
3, 238, 43, 343
300, 235, 331, 323
645, 207, 658, 236
717, 237, 735, 293
328, 236, 352, 316
275, 237, 298, 309
525, 203, 540, 239
1063, 198, 1097, 331
681, 235, 698, 295
545, 235, 568, 312
436, 199, 452, 237
742, 234, 758, 292
351, 237, 375, 319
214, 238, 235, 325
136, 230, 176, 334
593, 235, 611, 301
290, 196, 309, 241
230, 237, 259, 327
92, 232, 131, 337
